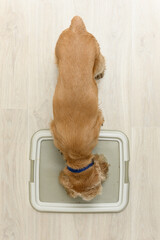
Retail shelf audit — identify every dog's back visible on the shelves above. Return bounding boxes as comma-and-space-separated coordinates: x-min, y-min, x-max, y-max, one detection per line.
51, 16, 108, 201
51, 16, 102, 162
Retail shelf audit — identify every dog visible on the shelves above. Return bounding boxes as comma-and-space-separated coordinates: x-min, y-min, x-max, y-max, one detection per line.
50, 16, 109, 201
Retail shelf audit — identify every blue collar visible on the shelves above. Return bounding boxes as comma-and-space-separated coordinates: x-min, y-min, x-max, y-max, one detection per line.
67, 159, 94, 173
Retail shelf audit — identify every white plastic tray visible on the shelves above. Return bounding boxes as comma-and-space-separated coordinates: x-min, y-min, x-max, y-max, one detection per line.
29, 129, 129, 212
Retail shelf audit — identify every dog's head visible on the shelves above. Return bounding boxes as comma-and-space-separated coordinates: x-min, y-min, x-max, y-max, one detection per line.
59, 154, 108, 201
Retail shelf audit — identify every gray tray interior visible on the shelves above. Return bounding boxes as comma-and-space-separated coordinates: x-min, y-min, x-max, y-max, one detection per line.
39, 139, 120, 204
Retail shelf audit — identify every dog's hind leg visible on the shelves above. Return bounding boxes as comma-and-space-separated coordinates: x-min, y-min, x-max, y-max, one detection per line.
96, 109, 104, 127
92, 110, 104, 140
94, 53, 106, 80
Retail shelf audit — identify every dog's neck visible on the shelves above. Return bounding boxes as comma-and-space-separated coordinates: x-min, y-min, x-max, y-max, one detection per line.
66, 156, 93, 169
67, 159, 94, 173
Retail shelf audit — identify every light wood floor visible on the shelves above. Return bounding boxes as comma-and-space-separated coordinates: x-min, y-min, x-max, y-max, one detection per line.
0, 0, 160, 239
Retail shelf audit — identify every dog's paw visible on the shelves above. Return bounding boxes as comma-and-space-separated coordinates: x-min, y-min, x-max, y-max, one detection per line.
95, 71, 104, 80
101, 117, 104, 126
58, 149, 63, 155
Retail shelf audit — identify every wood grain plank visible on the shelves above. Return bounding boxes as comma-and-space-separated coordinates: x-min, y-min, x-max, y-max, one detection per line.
0, 110, 28, 240
132, 0, 160, 127
0, 0, 29, 109
130, 128, 160, 240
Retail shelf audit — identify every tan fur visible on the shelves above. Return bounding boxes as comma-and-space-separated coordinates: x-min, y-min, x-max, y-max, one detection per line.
51, 16, 108, 201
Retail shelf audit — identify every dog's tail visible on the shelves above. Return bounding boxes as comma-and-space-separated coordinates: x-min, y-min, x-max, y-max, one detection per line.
70, 16, 86, 33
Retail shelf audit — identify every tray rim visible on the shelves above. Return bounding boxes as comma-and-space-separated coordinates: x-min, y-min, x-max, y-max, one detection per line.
29, 129, 129, 213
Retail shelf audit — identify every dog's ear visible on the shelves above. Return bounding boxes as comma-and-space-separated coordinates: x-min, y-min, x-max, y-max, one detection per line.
59, 170, 79, 198
94, 154, 109, 182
